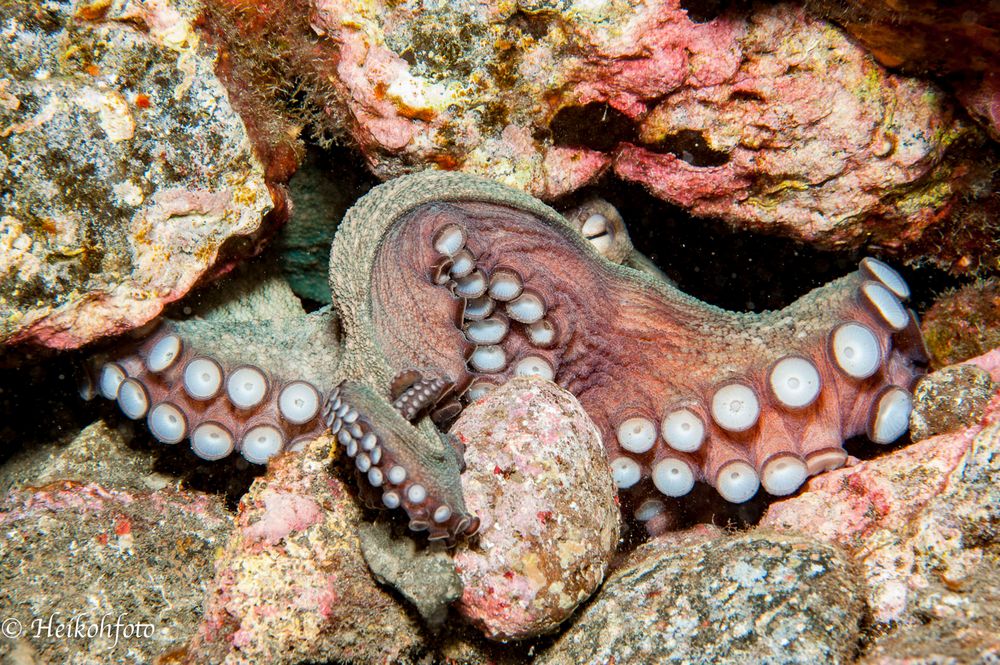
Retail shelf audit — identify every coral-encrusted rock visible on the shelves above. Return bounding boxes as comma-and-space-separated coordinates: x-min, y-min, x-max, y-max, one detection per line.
452, 377, 620, 641
0, 0, 277, 351
0, 480, 230, 664
0, 419, 172, 495
761, 349, 1000, 626
538, 532, 864, 664
806, 0, 1000, 138
186, 433, 425, 664
922, 279, 1000, 367
206, 0, 988, 260
910, 363, 996, 442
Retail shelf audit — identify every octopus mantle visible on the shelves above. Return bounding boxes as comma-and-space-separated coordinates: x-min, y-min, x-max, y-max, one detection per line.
86, 171, 928, 541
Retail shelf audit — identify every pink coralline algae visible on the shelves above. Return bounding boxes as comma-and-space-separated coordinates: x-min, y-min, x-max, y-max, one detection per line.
0, 0, 277, 351
452, 377, 621, 641
186, 433, 425, 665
761, 348, 1000, 625
212, 0, 988, 253
242, 490, 324, 546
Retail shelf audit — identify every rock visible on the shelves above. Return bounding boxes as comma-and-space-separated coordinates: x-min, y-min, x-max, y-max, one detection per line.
0, 480, 230, 664
958, 72, 1000, 141
806, 0, 999, 136
0, 419, 172, 496
185, 433, 426, 664
804, 0, 998, 75
922, 279, 1000, 367
860, 558, 1000, 664
0, 0, 278, 352
357, 522, 462, 628
204, 0, 990, 262
538, 531, 865, 664
452, 377, 620, 641
910, 363, 996, 442
760, 349, 1000, 625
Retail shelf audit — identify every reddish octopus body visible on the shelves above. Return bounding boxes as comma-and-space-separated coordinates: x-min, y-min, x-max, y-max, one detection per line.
87, 171, 928, 537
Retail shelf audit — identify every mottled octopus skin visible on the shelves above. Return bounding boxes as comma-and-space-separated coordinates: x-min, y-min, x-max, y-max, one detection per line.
89, 170, 927, 538
331, 171, 927, 523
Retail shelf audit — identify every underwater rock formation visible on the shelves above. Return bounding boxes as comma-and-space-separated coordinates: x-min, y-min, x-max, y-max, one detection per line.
909, 362, 996, 442
0, 420, 231, 664
204, 0, 989, 260
186, 433, 427, 665
0, 0, 278, 351
452, 377, 620, 640
958, 72, 1000, 141
537, 531, 865, 664
807, 0, 1000, 136
922, 278, 1000, 367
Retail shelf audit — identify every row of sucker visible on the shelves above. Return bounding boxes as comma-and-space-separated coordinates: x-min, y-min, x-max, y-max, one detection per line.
429, 213, 922, 521
612, 257, 924, 523
322, 385, 478, 541
432, 224, 922, 511
88, 328, 326, 464
391, 375, 451, 422
430, 223, 560, 399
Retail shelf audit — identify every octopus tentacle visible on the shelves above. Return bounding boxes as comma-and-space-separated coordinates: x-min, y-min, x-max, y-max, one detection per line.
85, 171, 928, 542
324, 382, 478, 541
562, 197, 671, 284
88, 324, 479, 541
330, 171, 927, 527
389, 370, 453, 422
88, 325, 328, 464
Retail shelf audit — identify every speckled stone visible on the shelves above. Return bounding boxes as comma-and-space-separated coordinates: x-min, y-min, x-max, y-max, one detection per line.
357, 522, 462, 628
186, 433, 426, 664
910, 363, 996, 442
452, 377, 621, 641
0, 0, 275, 351
0, 480, 230, 664
860, 554, 1000, 664
538, 531, 864, 665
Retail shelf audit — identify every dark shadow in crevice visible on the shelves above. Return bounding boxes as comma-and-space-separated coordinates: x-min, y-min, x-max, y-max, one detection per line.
556, 173, 960, 315
549, 103, 638, 152
648, 129, 731, 167
0, 353, 93, 468
679, 0, 760, 23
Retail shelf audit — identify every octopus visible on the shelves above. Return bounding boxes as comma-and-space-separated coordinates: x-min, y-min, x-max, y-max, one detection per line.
83, 171, 929, 542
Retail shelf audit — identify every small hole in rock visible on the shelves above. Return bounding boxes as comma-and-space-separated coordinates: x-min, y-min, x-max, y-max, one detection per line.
550, 103, 638, 152
648, 129, 730, 167
680, 0, 753, 23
